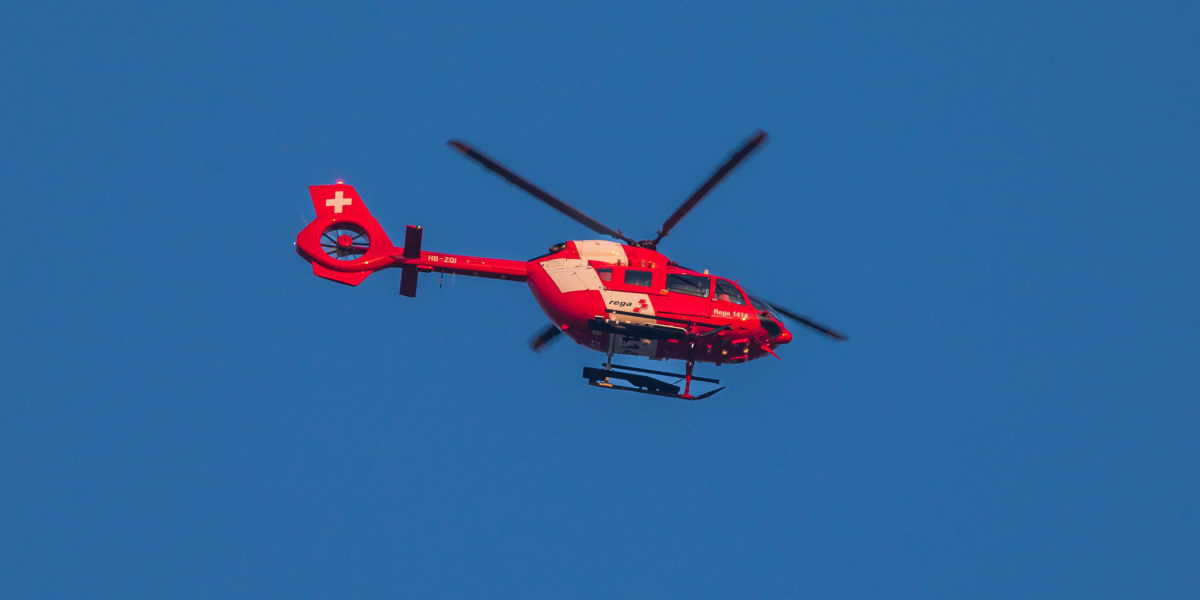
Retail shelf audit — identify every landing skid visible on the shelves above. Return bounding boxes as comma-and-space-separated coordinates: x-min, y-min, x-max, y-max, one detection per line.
582, 364, 725, 401
586, 311, 730, 400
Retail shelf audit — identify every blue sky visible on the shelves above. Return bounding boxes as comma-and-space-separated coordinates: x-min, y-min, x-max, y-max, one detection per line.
3, 1, 1197, 597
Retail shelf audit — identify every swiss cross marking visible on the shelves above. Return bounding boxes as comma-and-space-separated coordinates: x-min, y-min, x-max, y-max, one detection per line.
326, 191, 352, 213
632, 299, 650, 313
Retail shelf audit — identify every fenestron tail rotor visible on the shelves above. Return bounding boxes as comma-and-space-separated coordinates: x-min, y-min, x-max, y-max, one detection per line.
320, 223, 371, 261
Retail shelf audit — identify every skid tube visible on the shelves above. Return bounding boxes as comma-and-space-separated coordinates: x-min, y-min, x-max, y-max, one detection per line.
582, 364, 725, 401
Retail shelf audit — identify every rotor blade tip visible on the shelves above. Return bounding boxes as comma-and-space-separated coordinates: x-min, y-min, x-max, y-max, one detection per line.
446, 140, 469, 153
529, 324, 563, 352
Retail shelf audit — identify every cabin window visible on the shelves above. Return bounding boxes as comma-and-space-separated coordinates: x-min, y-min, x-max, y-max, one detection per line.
714, 280, 746, 305
595, 267, 613, 282
666, 273, 711, 297
624, 270, 652, 287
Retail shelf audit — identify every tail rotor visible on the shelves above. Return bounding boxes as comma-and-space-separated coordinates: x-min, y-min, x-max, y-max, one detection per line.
320, 223, 371, 261
296, 182, 395, 286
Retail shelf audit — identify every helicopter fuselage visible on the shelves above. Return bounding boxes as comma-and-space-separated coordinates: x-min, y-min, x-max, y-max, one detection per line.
294, 184, 791, 366
525, 240, 791, 364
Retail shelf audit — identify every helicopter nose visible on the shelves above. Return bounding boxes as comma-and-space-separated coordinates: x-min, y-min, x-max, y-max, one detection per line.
774, 329, 793, 345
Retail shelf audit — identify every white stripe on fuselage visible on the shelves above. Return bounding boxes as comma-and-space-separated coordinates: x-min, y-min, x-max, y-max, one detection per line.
540, 258, 603, 293
540, 240, 627, 293
540, 249, 663, 359
599, 290, 655, 323
573, 240, 627, 265
599, 290, 658, 358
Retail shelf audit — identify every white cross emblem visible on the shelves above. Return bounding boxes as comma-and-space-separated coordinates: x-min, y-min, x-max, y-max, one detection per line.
326, 191, 352, 213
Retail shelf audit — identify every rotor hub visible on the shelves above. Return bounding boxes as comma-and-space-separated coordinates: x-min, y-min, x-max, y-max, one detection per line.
320, 223, 371, 261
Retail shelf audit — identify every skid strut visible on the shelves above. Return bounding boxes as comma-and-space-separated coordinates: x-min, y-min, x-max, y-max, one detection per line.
585, 311, 730, 400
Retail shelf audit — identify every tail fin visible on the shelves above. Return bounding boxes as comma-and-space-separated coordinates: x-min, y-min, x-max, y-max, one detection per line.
295, 182, 396, 286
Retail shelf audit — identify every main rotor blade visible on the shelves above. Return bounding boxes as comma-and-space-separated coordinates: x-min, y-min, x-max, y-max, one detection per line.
447, 140, 636, 245
529, 324, 564, 352
770, 304, 849, 341
653, 129, 769, 246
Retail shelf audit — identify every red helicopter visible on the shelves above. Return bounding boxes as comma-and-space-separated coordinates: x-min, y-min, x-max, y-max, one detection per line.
295, 130, 846, 400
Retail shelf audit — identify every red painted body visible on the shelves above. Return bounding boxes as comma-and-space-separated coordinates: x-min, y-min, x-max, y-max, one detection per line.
296, 183, 792, 366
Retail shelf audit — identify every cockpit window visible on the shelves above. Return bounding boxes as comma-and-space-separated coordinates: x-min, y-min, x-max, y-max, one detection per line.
666, 273, 711, 297
596, 267, 613, 282
746, 291, 783, 319
714, 280, 746, 305
624, 270, 652, 287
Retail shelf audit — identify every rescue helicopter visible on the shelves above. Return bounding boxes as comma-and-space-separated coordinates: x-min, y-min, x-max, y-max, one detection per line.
295, 130, 847, 400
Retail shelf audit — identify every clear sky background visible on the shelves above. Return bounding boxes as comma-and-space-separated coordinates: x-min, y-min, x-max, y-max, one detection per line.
3, 1, 1197, 597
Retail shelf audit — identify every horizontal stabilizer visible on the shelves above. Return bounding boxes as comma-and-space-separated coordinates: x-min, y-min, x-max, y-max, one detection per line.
399, 265, 418, 297
403, 225, 423, 259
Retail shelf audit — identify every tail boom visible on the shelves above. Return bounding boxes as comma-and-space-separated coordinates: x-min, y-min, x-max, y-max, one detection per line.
296, 182, 527, 288
400, 251, 527, 282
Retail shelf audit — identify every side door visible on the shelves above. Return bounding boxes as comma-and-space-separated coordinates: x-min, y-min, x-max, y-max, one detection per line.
656, 272, 713, 322
711, 278, 754, 321
598, 267, 659, 324
598, 267, 662, 356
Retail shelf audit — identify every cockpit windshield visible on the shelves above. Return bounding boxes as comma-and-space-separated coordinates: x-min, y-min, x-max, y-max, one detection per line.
745, 290, 782, 319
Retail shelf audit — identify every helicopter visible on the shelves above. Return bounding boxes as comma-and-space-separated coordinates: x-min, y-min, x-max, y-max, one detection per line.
295, 130, 846, 400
